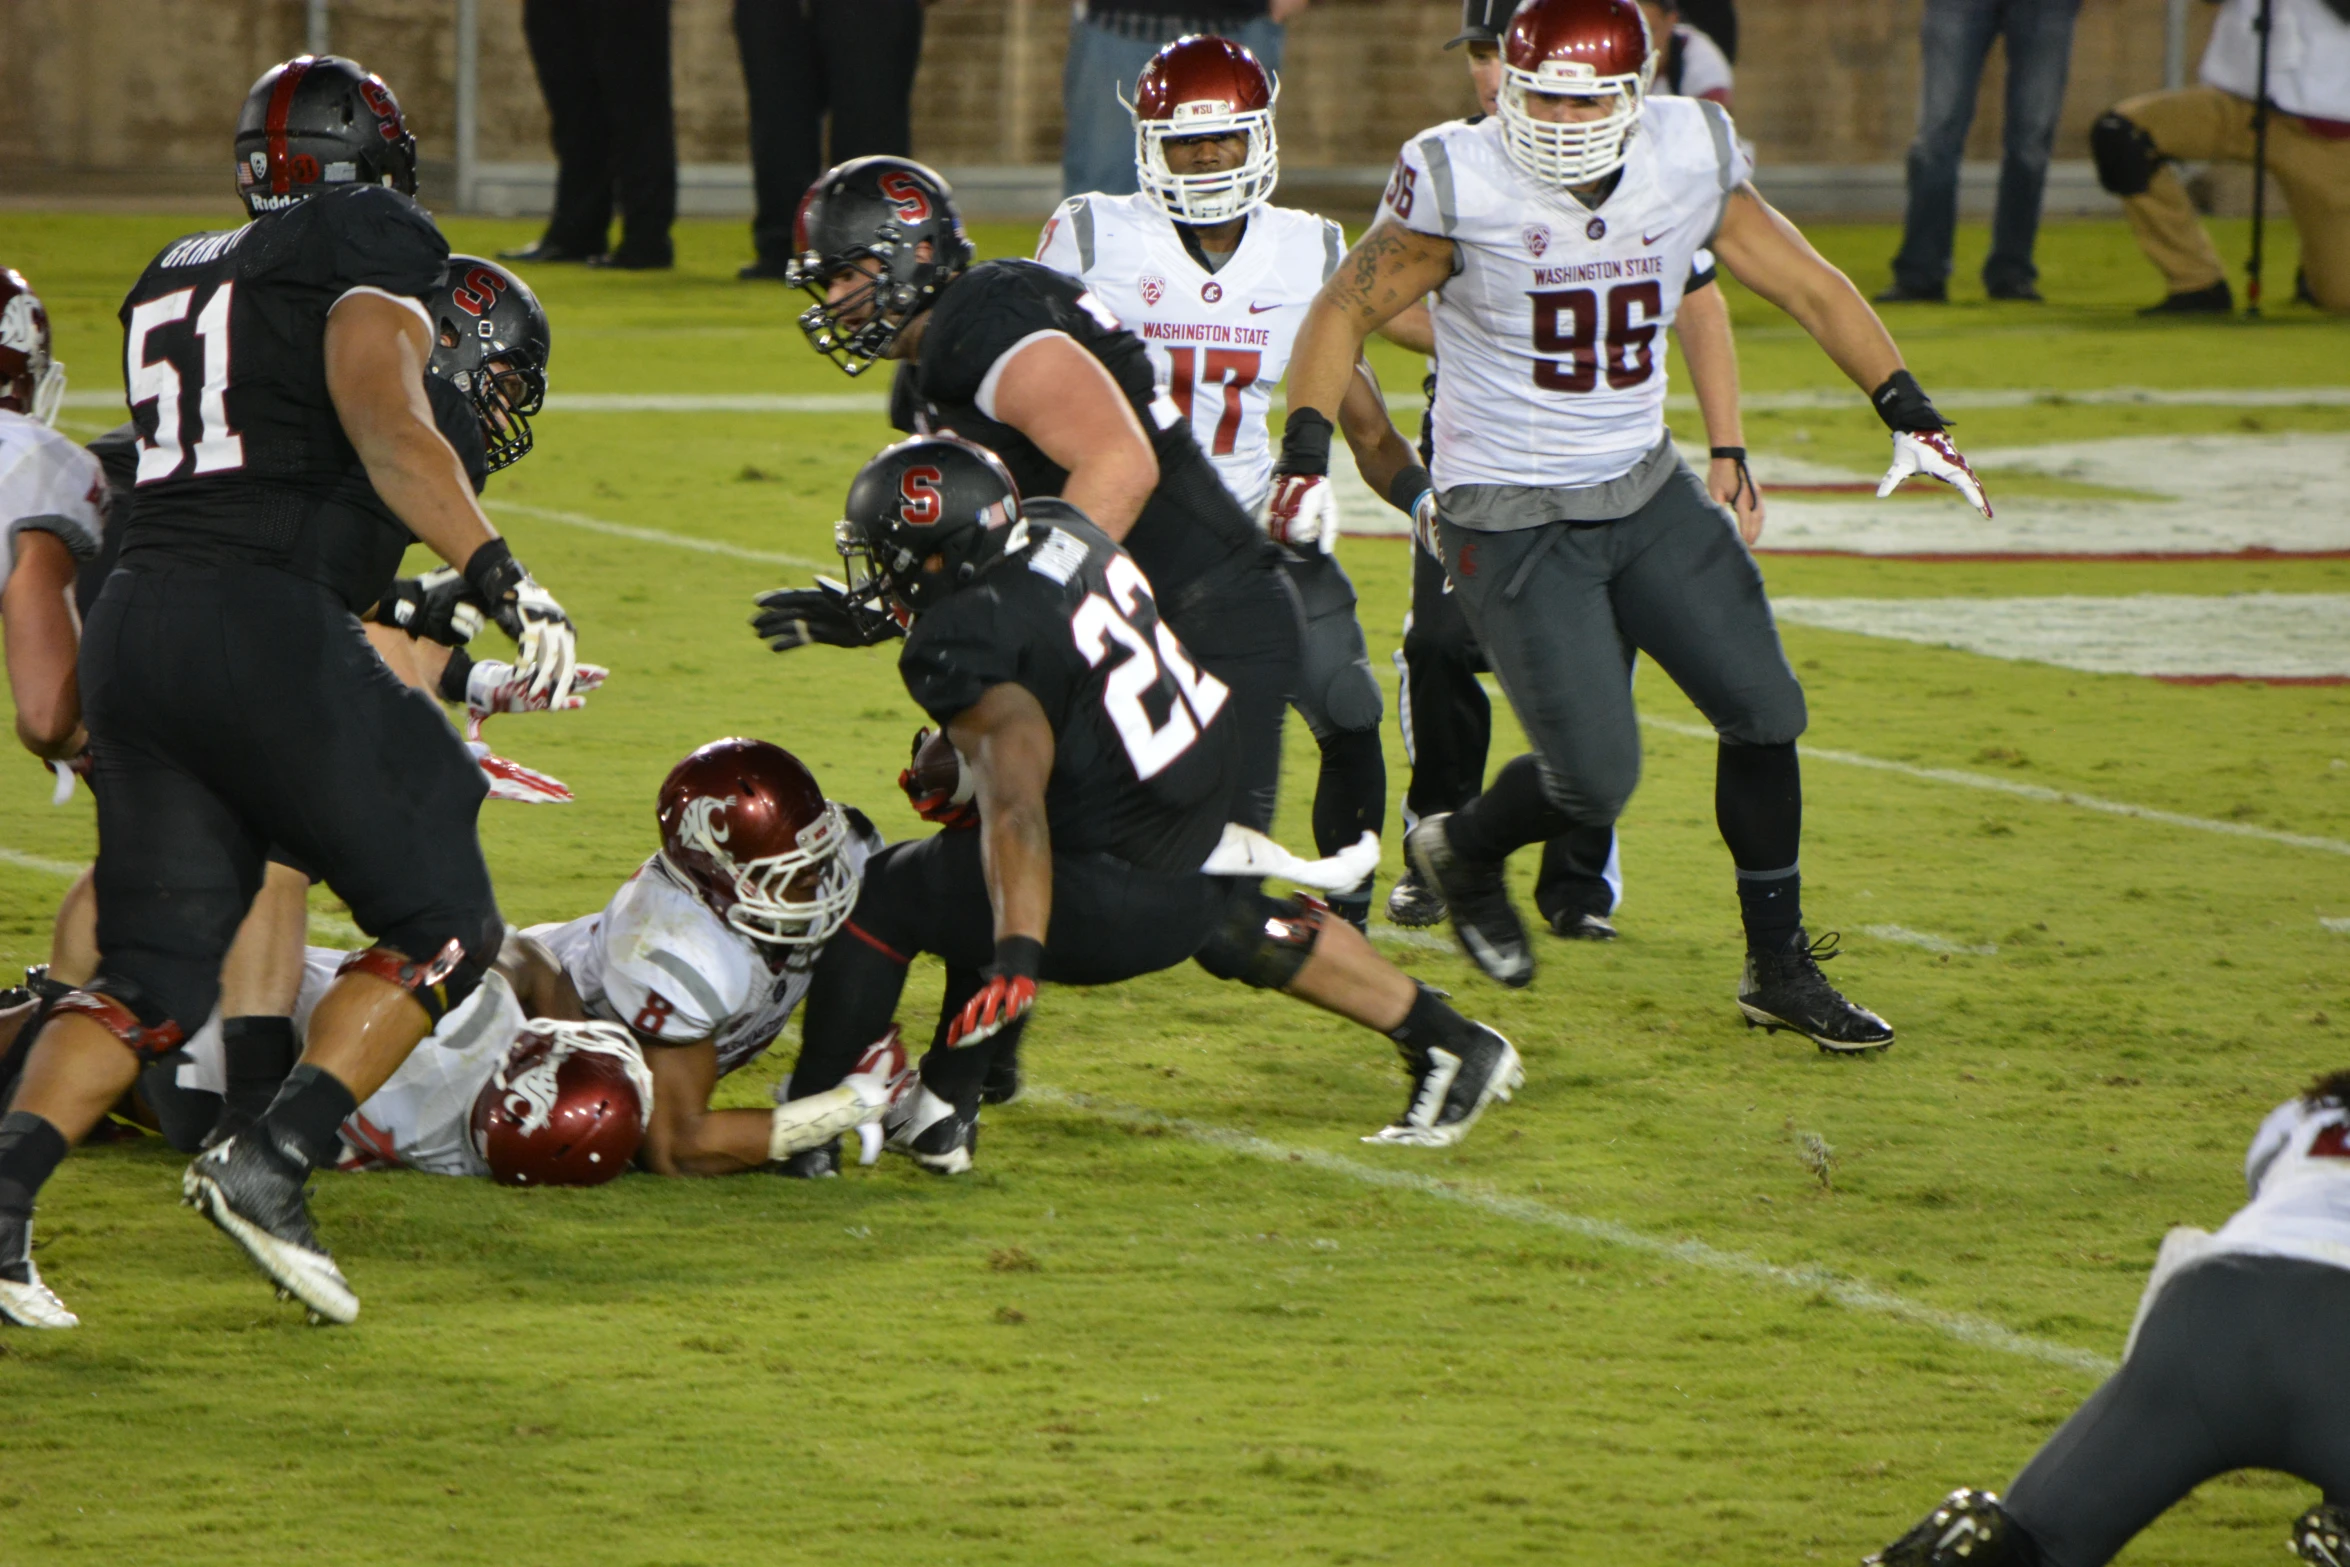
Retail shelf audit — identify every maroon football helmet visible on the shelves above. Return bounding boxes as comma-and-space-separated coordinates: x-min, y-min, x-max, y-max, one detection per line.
1125, 35, 1280, 224
1499, 0, 1655, 188
656, 738, 857, 951
0, 268, 65, 426
470, 1021, 653, 1187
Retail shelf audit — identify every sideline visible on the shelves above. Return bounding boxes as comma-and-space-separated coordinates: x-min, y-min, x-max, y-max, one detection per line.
1025, 1085, 2117, 1376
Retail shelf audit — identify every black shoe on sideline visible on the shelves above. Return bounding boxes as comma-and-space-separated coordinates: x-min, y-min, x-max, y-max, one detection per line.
2140, 280, 2232, 315
586, 249, 673, 272
737, 256, 794, 281
1545, 909, 1617, 941
497, 239, 603, 263
1737, 930, 1894, 1054
1405, 814, 1532, 988
1873, 280, 1947, 303
1985, 280, 2044, 301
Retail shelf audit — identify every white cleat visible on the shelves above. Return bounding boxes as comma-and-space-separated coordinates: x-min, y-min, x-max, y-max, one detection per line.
0, 1257, 79, 1329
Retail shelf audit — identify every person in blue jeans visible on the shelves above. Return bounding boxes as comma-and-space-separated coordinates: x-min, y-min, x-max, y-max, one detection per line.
1881, 0, 2081, 303
1061, 0, 1308, 201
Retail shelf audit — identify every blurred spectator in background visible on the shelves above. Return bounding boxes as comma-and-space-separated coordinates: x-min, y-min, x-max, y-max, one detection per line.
1061, 0, 1309, 200
501, 0, 678, 270
1639, 0, 1734, 108
2092, 0, 2350, 313
734, 0, 929, 281
1879, 0, 2081, 303
1677, 0, 1737, 61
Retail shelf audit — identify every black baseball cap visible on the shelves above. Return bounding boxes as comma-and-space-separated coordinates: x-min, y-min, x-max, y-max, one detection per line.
1446, 0, 1512, 48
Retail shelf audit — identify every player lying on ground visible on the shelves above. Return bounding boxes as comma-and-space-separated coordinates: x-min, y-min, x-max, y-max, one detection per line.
1380, 0, 1755, 939
764, 436, 1521, 1175
1277, 0, 1990, 1049
0, 54, 580, 1329
1863, 1069, 2350, 1567
767, 154, 1301, 842
0, 265, 101, 767
1037, 33, 1429, 930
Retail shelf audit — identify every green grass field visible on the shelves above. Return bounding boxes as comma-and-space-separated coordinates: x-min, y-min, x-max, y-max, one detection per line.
0, 210, 2346, 1566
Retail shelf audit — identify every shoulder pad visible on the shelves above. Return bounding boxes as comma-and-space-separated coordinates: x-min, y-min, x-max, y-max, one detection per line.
597, 872, 755, 1041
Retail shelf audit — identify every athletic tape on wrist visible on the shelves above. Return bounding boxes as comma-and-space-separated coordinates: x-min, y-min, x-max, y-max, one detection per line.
992, 935, 1044, 981
1386, 464, 1434, 517
1276, 409, 1334, 478
1870, 370, 1947, 433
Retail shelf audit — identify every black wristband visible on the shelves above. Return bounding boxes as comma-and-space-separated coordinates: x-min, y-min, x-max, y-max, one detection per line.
1870, 370, 1947, 433
1275, 408, 1333, 478
1386, 464, 1433, 516
992, 935, 1044, 982
437, 646, 475, 704
461, 536, 522, 604
1708, 446, 1746, 461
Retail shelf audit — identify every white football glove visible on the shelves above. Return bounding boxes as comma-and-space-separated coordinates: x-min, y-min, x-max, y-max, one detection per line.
1262, 472, 1340, 554
501, 576, 578, 704
1410, 490, 1441, 559
1878, 429, 1993, 519
465, 658, 609, 718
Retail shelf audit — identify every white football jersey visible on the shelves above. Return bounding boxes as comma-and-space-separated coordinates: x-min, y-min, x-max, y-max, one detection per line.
1377, 99, 1750, 491
2208, 1095, 2350, 1272
531, 828, 877, 1081
0, 409, 105, 595
1037, 192, 1344, 514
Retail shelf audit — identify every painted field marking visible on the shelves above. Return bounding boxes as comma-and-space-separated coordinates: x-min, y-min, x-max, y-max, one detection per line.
2323, 917, 2350, 935
1026, 1085, 2115, 1375
487, 501, 821, 570
0, 844, 362, 947
1863, 924, 1998, 957
1641, 715, 2350, 860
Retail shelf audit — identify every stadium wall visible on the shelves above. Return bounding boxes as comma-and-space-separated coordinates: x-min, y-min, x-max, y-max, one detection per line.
0, 0, 2223, 218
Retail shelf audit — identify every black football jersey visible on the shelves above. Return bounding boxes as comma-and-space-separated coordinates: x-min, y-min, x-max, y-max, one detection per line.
897, 502, 1234, 875
892, 259, 1268, 605
115, 185, 450, 610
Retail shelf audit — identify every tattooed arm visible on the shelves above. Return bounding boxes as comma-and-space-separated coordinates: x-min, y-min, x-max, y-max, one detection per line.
1286, 222, 1458, 430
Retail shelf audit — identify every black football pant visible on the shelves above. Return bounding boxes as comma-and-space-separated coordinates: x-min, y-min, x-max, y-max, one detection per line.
1164, 553, 1303, 836
735, 0, 925, 265
2002, 1254, 2350, 1567
1400, 540, 1620, 922
789, 829, 1229, 1105
524, 0, 678, 262
79, 564, 501, 1038
1281, 553, 1384, 880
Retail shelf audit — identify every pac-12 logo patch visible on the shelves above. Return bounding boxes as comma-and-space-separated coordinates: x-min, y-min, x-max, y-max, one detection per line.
1139, 274, 1166, 308
1522, 224, 1551, 257
1586, 216, 1608, 241
1201, 280, 1223, 304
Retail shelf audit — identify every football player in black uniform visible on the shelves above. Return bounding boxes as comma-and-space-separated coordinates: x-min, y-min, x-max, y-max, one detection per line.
0, 56, 581, 1329
757, 156, 1301, 838
774, 436, 1520, 1175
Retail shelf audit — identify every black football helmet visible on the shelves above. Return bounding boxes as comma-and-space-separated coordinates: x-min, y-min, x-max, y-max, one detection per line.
427, 256, 551, 473
785, 157, 975, 377
234, 55, 419, 217
836, 436, 1021, 616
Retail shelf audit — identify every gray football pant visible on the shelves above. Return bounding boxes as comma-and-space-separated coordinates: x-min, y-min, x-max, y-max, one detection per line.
2004, 1253, 2350, 1567
1433, 461, 1807, 828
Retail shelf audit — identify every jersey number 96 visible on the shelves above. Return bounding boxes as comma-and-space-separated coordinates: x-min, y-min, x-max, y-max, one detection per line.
1529, 280, 1660, 395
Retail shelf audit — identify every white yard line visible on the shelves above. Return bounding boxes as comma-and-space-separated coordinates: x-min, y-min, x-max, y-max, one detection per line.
486, 501, 821, 570
1025, 1085, 2116, 1375
1641, 715, 2350, 859
1862, 924, 1999, 957
2322, 917, 2350, 935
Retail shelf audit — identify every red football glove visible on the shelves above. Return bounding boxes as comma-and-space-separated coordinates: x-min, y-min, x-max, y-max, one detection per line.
898, 726, 979, 830
946, 937, 1042, 1050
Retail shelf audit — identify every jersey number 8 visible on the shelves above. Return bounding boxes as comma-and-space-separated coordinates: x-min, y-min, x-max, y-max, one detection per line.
1529, 280, 1661, 395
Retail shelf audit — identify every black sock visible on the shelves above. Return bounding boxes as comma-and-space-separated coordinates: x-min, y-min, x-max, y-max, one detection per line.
1447, 754, 1577, 864
252, 1064, 357, 1172
220, 1016, 298, 1130
1737, 867, 1805, 954
0, 1109, 69, 1232
436, 645, 476, 704
1387, 983, 1472, 1053
1718, 741, 1805, 952
1312, 729, 1386, 862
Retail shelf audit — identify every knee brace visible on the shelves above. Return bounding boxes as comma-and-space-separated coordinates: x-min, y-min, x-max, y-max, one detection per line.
2090, 111, 2163, 196
1193, 887, 1331, 990
52, 984, 187, 1061
337, 938, 486, 1025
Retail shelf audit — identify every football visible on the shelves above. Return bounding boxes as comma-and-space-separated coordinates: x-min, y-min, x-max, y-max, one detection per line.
908, 725, 972, 809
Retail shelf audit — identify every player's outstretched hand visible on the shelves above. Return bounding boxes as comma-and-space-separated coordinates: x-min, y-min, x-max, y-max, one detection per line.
462, 539, 578, 704
466, 659, 609, 718
1263, 473, 1340, 554
751, 580, 904, 653
1878, 430, 1993, 519
376, 568, 486, 646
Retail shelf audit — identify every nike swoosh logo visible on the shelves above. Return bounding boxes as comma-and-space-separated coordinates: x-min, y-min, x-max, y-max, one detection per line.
1641, 231, 1668, 246
1248, 302, 1280, 314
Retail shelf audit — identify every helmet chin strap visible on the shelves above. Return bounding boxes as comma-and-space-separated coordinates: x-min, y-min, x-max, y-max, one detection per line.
30, 361, 66, 429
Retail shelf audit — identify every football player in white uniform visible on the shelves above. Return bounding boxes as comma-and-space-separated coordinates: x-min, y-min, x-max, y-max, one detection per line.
1277, 0, 1990, 1049
1864, 1069, 2350, 1567
1035, 34, 1425, 930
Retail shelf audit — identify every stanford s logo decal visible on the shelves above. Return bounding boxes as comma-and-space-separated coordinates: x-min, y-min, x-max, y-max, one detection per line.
877, 171, 932, 224
898, 464, 944, 526
453, 265, 507, 317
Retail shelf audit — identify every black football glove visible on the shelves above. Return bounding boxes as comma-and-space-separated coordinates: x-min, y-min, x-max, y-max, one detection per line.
751, 578, 904, 653
375, 568, 487, 647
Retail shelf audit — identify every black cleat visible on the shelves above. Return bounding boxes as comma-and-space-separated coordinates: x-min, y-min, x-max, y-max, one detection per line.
1865, 1488, 2018, 1567
776, 1140, 841, 1179
2140, 279, 2232, 315
182, 1136, 357, 1324
885, 1084, 979, 1175
1738, 930, 1894, 1054
1405, 814, 1532, 988
2294, 1503, 2350, 1567
1385, 866, 1447, 928
1546, 909, 1617, 941
1366, 1023, 1524, 1147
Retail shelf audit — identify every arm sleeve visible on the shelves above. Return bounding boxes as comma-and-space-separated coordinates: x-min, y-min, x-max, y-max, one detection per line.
1376, 135, 1455, 239
323, 187, 450, 299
